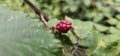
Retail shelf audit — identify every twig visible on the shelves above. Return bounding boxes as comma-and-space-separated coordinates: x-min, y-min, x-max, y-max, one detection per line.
62, 47, 66, 56
71, 29, 87, 55
72, 45, 78, 55
23, 0, 49, 29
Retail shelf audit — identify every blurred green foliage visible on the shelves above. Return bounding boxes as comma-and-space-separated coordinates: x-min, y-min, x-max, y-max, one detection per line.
1, 0, 120, 25
1, 0, 120, 56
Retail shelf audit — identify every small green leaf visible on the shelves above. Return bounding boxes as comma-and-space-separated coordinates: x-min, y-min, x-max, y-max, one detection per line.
66, 31, 77, 44
107, 18, 118, 25
116, 22, 120, 29
109, 27, 120, 34
48, 18, 59, 27
94, 24, 108, 31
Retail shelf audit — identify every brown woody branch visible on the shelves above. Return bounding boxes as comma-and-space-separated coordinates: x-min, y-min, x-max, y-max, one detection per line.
23, 0, 49, 28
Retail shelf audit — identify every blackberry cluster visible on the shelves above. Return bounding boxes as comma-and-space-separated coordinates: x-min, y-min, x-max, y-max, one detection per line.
56, 20, 72, 33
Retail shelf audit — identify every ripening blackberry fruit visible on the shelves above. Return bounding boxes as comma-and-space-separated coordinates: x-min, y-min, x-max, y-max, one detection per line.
56, 20, 72, 33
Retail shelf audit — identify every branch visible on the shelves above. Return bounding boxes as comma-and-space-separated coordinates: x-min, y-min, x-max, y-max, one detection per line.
23, 0, 49, 28
71, 29, 87, 55
62, 47, 65, 56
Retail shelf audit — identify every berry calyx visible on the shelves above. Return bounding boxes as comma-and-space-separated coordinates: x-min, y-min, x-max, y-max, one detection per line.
56, 20, 72, 33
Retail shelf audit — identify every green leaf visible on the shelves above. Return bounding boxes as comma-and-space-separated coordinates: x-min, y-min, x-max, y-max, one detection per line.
64, 0, 80, 12
109, 27, 120, 34
116, 22, 120, 29
93, 34, 120, 56
0, 5, 61, 56
82, 0, 91, 6
94, 24, 108, 32
116, 14, 120, 20
65, 16, 93, 39
93, 13, 104, 22
52, 7, 61, 16
73, 20, 93, 39
79, 31, 101, 50
66, 31, 77, 44
107, 18, 118, 25
48, 18, 59, 27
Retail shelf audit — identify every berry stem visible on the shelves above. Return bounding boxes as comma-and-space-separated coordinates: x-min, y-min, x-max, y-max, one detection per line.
23, 0, 49, 29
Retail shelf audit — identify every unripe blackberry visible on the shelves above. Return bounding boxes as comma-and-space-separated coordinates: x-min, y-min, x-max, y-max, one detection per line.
56, 20, 72, 33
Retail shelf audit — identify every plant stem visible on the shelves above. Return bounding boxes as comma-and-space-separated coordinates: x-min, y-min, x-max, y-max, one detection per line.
71, 29, 87, 55
62, 47, 65, 56
23, 0, 49, 29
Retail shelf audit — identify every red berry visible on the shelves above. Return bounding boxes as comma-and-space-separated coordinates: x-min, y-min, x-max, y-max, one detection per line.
56, 20, 72, 33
